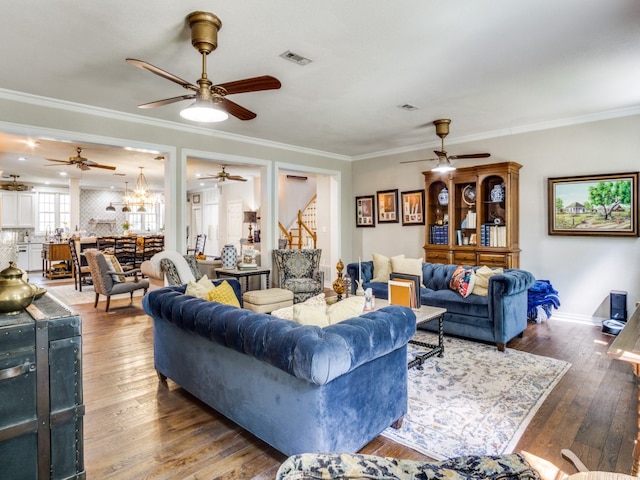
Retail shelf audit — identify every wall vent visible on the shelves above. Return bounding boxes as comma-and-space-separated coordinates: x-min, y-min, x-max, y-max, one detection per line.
279, 50, 312, 66
398, 103, 420, 111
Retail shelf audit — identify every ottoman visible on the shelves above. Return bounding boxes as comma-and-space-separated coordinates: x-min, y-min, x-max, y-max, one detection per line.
243, 288, 294, 313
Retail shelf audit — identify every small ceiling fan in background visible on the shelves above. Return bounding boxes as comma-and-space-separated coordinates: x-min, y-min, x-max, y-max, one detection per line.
126, 11, 281, 122
45, 146, 116, 171
0, 174, 30, 191
200, 165, 247, 183
402, 119, 490, 172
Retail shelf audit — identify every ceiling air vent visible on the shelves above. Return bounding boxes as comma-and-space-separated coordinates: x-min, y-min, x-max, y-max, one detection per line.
398, 104, 420, 111
279, 50, 312, 66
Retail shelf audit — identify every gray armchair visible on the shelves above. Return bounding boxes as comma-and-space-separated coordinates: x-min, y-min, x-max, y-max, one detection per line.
84, 249, 149, 312
272, 249, 323, 303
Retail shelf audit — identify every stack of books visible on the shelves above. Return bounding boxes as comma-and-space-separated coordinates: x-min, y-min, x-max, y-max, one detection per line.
388, 273, 421, 308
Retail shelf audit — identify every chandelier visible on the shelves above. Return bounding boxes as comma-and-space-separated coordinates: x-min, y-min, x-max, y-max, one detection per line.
106, 167, 159, 213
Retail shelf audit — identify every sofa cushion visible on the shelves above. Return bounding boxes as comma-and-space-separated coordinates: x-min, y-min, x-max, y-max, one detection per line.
421, 288, 489, 318
390, 256, 423, 284
371, 253, 404, 283
472, 266, 504, 296
422, 262, 458, 290
206, 280, 241, 307
449, 266, 476, 298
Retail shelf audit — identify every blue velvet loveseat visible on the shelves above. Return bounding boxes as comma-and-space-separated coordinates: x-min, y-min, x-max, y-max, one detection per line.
347, 261, 535, 351
142, 279, 416, 456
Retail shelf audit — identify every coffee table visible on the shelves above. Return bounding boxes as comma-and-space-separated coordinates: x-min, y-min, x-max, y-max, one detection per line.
374, 299, 446, 369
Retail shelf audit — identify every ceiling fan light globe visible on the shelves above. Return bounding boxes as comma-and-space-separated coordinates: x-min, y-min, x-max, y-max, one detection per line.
431, 160, 456, 173
180, 103, 228, 123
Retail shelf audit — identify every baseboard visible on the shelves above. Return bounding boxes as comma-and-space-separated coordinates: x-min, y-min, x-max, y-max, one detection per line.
550, 311, 605, 326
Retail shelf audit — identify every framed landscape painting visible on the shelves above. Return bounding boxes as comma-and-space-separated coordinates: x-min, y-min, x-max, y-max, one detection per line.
548, 172, 639, 237
356, 195, 375, 227
376, 189, 399, 223
401, 189, 425, 226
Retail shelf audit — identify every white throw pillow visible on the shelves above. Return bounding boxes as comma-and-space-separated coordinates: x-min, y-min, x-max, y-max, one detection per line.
271, 292, 326, 320
293, 304, 331, 327
390, 256, 423, 284
471, 266, 504, 296
327, 296, 366, 324
185, 275, 216, 299
371, 253, 405, 283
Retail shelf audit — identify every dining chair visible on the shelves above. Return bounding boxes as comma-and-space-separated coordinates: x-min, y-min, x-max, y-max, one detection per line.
68, 238, 92, 292
187, 234, 207, 256
84, 249, 149, 312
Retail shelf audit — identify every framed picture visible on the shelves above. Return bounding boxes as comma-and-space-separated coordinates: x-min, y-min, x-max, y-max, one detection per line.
401, 189, 425, 226
355, 195, 375, 227
192, 194, 200, 204
548, 172, 639, 237
376, 189, 399, 223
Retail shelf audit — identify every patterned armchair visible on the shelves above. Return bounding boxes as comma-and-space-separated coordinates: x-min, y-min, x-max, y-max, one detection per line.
272, 249, 323, 303
159, 254, 203, 286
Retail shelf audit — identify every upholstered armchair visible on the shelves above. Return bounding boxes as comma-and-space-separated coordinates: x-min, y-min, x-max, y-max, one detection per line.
141, 251, 204, 287
272, 249, 323, 303
84, 249, 150, 312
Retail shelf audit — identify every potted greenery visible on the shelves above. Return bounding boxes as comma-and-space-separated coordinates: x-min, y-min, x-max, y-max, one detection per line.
122, 221, 131, 235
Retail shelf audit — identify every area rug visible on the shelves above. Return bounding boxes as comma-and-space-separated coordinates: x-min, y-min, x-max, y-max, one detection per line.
46, 283, 157, 306
381, 330, 571, 460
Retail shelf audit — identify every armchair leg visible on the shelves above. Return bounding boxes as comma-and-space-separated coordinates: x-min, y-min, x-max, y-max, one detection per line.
105, 296, 111, 312
94, 293, 99, 308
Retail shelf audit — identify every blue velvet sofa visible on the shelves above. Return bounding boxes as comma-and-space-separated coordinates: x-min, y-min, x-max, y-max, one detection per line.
347, 261, 535, 351
142, 278, 416, 456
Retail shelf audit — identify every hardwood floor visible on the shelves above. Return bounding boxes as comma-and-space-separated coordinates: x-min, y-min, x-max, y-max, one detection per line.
39, 279, 636, 479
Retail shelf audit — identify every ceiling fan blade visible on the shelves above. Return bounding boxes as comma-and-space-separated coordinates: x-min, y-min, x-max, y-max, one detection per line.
219, 98, 257, 121
449, 153, 491, 159
399, 158, 438, 164
226, 175, 247, 182
137, 94, 196, 109
126, 58, 197, 91
216, 76, 281, 95
45, 158, 71, 164
89, 164, 117, 171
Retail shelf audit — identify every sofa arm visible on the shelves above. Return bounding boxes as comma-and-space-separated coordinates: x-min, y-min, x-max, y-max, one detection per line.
489, 269, 536, 297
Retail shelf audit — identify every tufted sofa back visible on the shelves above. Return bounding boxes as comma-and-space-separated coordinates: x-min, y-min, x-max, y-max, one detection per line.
421, 263, 458, 290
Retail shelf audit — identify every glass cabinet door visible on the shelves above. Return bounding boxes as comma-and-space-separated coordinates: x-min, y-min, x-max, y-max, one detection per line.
427, 180, 449, 246
453, 180, 477, 247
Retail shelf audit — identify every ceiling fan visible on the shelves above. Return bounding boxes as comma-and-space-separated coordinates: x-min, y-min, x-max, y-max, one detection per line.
402, 119, 490, 172
45, 146, 116, 171
126, 11, 281, 122
201, 165, 248, 183
0, 174, 30, 191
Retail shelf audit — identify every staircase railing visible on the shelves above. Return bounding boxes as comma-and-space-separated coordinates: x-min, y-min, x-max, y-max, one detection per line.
278, 195, 317, 249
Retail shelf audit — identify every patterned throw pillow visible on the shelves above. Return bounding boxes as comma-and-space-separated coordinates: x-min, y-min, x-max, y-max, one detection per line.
104, 254, 125, 283
449, 265, 476, 298
205, 280, 241, 307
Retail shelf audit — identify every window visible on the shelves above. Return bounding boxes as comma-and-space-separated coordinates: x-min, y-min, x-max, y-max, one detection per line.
126, 209, 158, 233
37, 192, 71, 233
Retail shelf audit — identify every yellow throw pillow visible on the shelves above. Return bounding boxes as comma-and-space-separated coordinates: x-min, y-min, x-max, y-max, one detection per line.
185, 275, 216, 298
327, 296, 366, 324
104, 254, 125, 283
205, 281, 241, 307
293, 304, 330, 327
390, 256, 423, 284
371, 253, 405, 283
471, 266, 504, 297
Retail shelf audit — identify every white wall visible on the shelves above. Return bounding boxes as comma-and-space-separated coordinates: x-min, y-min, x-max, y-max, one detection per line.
352, 114, 640, 321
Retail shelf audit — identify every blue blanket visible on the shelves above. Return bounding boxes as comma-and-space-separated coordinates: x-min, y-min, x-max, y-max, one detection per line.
527, 280, 560, 320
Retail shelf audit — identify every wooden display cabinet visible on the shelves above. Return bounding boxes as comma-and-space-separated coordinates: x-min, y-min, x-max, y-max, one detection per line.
423, 161, 522, 268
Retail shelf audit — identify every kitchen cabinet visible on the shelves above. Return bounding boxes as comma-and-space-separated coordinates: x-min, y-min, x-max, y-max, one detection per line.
29, 243, 43, 272
0, 192, 35, 228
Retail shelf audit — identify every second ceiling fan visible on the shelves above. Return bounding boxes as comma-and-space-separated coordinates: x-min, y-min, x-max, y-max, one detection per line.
403, 119, 490, 172
126, 11, 281, 122
201, 165, 247, 183
45, 146, 116, 171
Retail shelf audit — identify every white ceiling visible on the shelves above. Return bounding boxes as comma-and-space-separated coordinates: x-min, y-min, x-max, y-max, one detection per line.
1, 0, 639, 190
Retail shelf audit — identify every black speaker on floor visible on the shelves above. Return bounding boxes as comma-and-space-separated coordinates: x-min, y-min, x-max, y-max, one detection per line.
602, 290, 628, 335
610, 290, 627, 321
